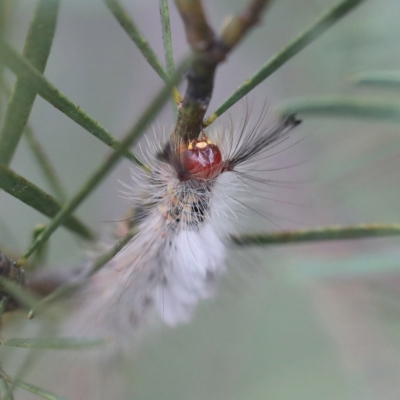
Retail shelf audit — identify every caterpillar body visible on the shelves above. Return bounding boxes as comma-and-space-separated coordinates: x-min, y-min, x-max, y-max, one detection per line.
11, 113, 301, 399
60, 113, 300, 341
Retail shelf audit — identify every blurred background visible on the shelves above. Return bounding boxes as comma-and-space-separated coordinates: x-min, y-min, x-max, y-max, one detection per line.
2, 0, 400, 399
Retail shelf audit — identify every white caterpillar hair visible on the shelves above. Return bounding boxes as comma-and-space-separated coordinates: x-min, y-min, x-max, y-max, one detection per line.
60, 113, 300, 339
13, 113, 300, 399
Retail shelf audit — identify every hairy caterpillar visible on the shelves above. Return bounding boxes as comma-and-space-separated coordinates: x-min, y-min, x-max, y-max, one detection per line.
2, 110, 302, 400
56, 113, 301, 341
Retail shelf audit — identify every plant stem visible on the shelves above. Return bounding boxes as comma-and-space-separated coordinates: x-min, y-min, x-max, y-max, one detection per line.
204, 0, 365, 127
18, 59, 189, 266
232, 224, 400, 246
174, 0, 270, 142
0, 43, 143, 166
219, 0, 273, 50
279, 96, 400, 123
0, 0, 59, 166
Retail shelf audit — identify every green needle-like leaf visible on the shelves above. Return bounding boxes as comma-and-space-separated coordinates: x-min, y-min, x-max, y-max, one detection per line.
0, 337, 109, 349
104, 0, 181, 104
90, 227, 137, 275
0, 379, 14, 400
279, 96, 400, 123
2, 374, 69, 400
354, 70, 400, 87
204, 0, 365, 126
232, 224, 400, 246
0, 0, 8, 116
104, 0, 166, 80
14, 380, 69, 400
159, 0, 175, 76
0, 165, 95, 240
23, 125, 67, 203
158, 0, 179, 116
0, 42, 143, 166
0, 0, 59, 166
1, 80, 67, 203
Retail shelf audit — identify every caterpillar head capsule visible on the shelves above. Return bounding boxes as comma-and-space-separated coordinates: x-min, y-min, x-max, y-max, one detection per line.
183, 132, 223, 180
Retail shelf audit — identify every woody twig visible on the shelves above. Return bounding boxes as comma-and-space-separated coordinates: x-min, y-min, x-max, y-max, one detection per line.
173, 0, 272, 143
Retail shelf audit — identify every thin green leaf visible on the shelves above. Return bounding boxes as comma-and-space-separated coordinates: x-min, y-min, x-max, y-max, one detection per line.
0, 165, 95, 240
204, 0, 365, 126
0, 277, 62, 323
0, 0, 60, 166
104, 0, 166, 80
27, 280, 79, 320
0, 0, 5, 38
10, 379, 68, 400
104, 0, 181, 104
10, 324, 57, 390
0, 337, 110, 349
90, 227, 137, 275
1, 80, 68, 203
353, 70, 400, 87
232, 224, 400, 246
0, 42, 143, 166
158, 0, 178, 117
158, 0, 175, 76
19, 57, 190, 265
31, 224, 48, 265
23, 125, 67, 203
0, 379, 14, 400
279, 96, 400, 123
0, 0, 8, 115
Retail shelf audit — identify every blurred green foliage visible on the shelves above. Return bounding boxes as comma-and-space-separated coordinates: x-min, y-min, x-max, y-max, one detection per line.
2, 0, 400, 399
